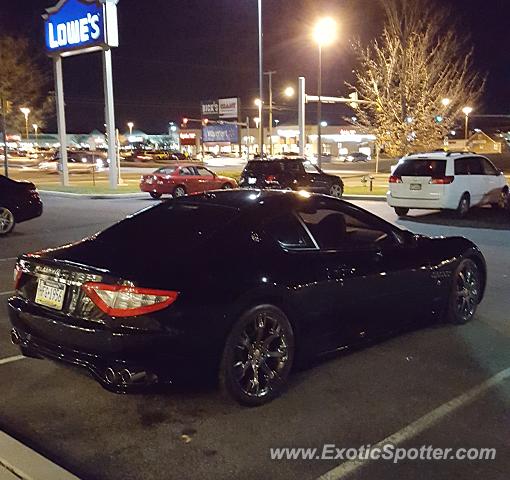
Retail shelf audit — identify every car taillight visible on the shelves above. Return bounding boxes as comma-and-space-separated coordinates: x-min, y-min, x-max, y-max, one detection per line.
430, 176, 454, 184
13, 265, 22, 290
265, 175, 277, 182
82, 282, 179, 317
389, 175, 402, 183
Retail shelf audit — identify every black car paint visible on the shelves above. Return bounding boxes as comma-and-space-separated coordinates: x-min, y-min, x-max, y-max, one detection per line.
8, 190, 486, 391
0, 175, 43, 224
239, 158, 344, 194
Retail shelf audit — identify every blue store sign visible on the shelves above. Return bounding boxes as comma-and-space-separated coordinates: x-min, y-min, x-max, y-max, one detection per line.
203, 124, 240, 144
44, 0, 118, 56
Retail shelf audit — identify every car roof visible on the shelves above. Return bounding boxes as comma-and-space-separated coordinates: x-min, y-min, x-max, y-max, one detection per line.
154, 163, 202, 170
248, 157, 305, 162
403, 151, 483, 161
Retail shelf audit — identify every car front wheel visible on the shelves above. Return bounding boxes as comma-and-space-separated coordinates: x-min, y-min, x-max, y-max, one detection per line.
394, 207, 409, 217
220, 305, 295, 406
150, 192, 162, 199
446, 258, 482, 325
173, 185, 187, 197
0, 207, 15, 236
329, 183, 344, 198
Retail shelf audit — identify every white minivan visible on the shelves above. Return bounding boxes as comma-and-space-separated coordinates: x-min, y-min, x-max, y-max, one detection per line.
387, 152, 509, 217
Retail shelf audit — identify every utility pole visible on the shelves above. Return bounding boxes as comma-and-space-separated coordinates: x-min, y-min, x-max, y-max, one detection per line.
1, 98, 8, 177
317, 44, 323, 168
298, 77, 306, 157
264, 71, 276, 156
257, 0, 264, 155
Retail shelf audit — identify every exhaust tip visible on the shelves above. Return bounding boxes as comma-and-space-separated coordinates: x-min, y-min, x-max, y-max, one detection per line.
10, 329, 21, 346
105, 367, 119, 385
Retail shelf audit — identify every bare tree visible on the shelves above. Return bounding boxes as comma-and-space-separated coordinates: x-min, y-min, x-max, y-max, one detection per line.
0, 35, 52, 136
351, 0, 484, 157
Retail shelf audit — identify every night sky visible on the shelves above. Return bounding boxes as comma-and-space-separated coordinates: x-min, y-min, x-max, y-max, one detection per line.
2, 0, 509, 133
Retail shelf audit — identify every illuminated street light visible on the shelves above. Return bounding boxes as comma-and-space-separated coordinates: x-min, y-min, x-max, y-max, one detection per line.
127, 122, 134, 136
441, 98, 451, 107
20, 107, 30, 140
284, 86, 295, 98
462, 106, 473, 140
321, 121, 328, 127
313, 17, 338, 167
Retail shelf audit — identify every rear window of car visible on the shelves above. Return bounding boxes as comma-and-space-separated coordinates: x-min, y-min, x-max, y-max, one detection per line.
155, 167, 176, 175
245, 161, 284, 175
393, 159, 446, 177
97, 202, 239, 249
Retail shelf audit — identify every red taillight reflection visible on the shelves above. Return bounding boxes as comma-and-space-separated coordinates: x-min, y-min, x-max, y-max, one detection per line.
82, 282, 179, 317
389, 175, 402, 183
430, 176, 454, 184
265, 175, 277, 182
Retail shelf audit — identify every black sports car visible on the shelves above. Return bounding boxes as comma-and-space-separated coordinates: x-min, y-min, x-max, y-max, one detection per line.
0, 175, 43, 236
239, 158, 344, 198
9, 190, 485, 405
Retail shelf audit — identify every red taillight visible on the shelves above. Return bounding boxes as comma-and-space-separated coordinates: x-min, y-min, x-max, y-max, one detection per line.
265, 175, 277, 182
13, 265, 22, 290
430, 176, 454, 184
389, 175, 402, 183
82, 282, 179, 317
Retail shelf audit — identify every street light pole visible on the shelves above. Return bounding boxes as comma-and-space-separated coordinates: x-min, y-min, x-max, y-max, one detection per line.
20, 108, 30, 141
462, 106, 473, 141
317, 45, 322, 168
264, 71, 276, 155
258, 0, 264, 155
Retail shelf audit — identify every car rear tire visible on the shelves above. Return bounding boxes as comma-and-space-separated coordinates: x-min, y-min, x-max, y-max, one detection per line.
222, 183, 233, 190
219, 305, 295, 406
394, 207, 409, 217
0, 207, 15, 236
173, 185, 187, 197
456, 193, 470, 218
150, 192, 162, 199
329, 183, 344, 198
445, 258, 482, 325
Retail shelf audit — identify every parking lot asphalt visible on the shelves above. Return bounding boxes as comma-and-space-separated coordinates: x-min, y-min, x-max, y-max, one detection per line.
1, 194, 509, 480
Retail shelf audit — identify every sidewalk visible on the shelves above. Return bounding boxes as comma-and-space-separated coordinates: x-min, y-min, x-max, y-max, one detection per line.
0, 431, 80, 480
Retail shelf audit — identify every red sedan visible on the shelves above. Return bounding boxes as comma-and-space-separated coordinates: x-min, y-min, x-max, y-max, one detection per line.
140, 164, 238, 199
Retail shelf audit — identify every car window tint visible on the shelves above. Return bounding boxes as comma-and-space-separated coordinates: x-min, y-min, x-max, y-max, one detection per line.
482, 158, 498, 176
303, 161, 319, 174
197, 167, 214, 177
393, 159, 446, 177
264, 214, 315, 250
284, 161, 303, 175
299, 209, 390, 251
467, 157, 484, 175
455, 158, 469, 175
246, 161, 284, 175
179, 167, 195, 176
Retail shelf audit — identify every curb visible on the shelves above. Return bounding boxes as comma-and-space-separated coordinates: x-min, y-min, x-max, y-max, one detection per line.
343, 194, 387, 201
0, 431, 80, 480
39, 190, 145, 199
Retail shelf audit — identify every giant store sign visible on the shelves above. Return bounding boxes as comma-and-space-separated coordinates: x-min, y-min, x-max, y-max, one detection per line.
201, 97, 240, 120
44, 0, 119, 56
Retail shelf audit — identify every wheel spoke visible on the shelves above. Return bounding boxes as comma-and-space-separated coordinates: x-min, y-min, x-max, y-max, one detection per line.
234, 360, 250, 381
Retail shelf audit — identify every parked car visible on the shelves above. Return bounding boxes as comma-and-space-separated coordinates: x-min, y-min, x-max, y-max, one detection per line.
0, 175, 43, 236
126, 150, 184, 163
9, 190, 486, 405
39, 151, 108, 173
140, 164, 238, 199
203, 155, 246, 167
343, 152, 369, 163
387, 152, 509, 217
239, 157, 344, 197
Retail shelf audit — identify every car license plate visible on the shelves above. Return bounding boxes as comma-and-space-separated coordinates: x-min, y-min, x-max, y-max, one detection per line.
248, 177, 257, 185
410, 183, 422, 191
35, 278, 66, 311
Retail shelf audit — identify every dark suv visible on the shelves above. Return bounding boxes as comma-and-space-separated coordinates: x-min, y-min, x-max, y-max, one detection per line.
239, 158, 344, 197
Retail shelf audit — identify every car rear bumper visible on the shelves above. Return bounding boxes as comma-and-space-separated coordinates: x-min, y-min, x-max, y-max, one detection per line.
8, 297, 210, 390
386, 191, 448, 209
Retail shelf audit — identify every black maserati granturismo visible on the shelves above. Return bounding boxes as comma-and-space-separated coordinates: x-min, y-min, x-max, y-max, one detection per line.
8, 190, 486, 405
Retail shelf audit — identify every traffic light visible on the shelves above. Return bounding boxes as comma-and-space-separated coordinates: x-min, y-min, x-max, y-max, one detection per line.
202, 118, 209, 126
349, 92, 359, 109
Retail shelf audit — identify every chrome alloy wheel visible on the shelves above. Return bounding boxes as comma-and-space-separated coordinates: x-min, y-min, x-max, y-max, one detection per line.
233, 312, 289, 399
0, 207, 14, 235
455, 263, 480, 323
329, 183, 343, 198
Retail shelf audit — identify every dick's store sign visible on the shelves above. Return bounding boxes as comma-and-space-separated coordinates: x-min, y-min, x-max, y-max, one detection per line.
44, 0, 119, 56
201, 98, 240, 120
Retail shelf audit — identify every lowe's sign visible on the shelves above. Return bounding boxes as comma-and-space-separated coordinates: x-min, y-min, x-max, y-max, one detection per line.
44, 0, 119, 56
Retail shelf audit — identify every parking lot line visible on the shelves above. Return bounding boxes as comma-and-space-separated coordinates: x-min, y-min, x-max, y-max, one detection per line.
0, 431, 80, 480
317, 366, 510, 480
0, 257, 17, 263
0, 356, 25, 366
